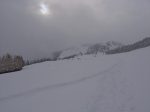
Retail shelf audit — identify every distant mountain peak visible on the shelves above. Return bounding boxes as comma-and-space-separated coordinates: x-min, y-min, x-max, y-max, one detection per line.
57, 41, 123, 59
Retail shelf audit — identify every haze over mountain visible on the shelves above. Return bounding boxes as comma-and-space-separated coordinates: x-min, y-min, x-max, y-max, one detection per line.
1, 0, 150, 59
1, 1, 150, 111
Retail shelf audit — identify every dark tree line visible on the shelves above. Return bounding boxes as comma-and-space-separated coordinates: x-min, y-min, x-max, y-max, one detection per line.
24, 51, 62, 66
25, 58, 52, 66
87, 44, 109, 55
0, 54, 25, 74
106, 37, 150, 54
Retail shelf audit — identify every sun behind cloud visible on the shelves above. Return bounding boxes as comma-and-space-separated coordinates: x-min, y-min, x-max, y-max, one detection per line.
39, 2, 51, 16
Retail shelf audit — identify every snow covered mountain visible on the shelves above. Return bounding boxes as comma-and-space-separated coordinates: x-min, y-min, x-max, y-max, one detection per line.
0, 46, 150, 112
107, 37, 150, 54
58, 41, 123, 59
58, 45, 89, 59
58, 37, 150, 59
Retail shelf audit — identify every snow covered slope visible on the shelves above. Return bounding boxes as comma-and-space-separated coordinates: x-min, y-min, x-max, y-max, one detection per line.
58, 42, 122, 59
58, 46, 88, 59
0, 47, 150, 112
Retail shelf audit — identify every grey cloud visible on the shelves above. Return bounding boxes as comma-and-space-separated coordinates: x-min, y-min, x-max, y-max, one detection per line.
0, 0, 150, 59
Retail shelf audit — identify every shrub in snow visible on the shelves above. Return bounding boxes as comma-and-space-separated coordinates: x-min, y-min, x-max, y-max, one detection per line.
0, 54, 25, 74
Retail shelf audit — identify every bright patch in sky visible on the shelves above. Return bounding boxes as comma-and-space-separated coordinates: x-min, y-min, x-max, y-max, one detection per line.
39, 3, 50, 15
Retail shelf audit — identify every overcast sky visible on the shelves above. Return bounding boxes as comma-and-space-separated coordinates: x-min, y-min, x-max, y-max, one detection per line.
0, 0, 150, 59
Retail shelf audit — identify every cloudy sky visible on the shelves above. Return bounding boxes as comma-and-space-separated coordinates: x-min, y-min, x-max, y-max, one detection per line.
0, 0, 150, 59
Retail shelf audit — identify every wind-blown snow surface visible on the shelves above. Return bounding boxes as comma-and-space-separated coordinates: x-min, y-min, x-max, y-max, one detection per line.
0, 47, 150, 112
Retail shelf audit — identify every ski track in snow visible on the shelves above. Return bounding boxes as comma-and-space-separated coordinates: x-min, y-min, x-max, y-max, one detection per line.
86, 64, 135, 112
0, 63, 119, 102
